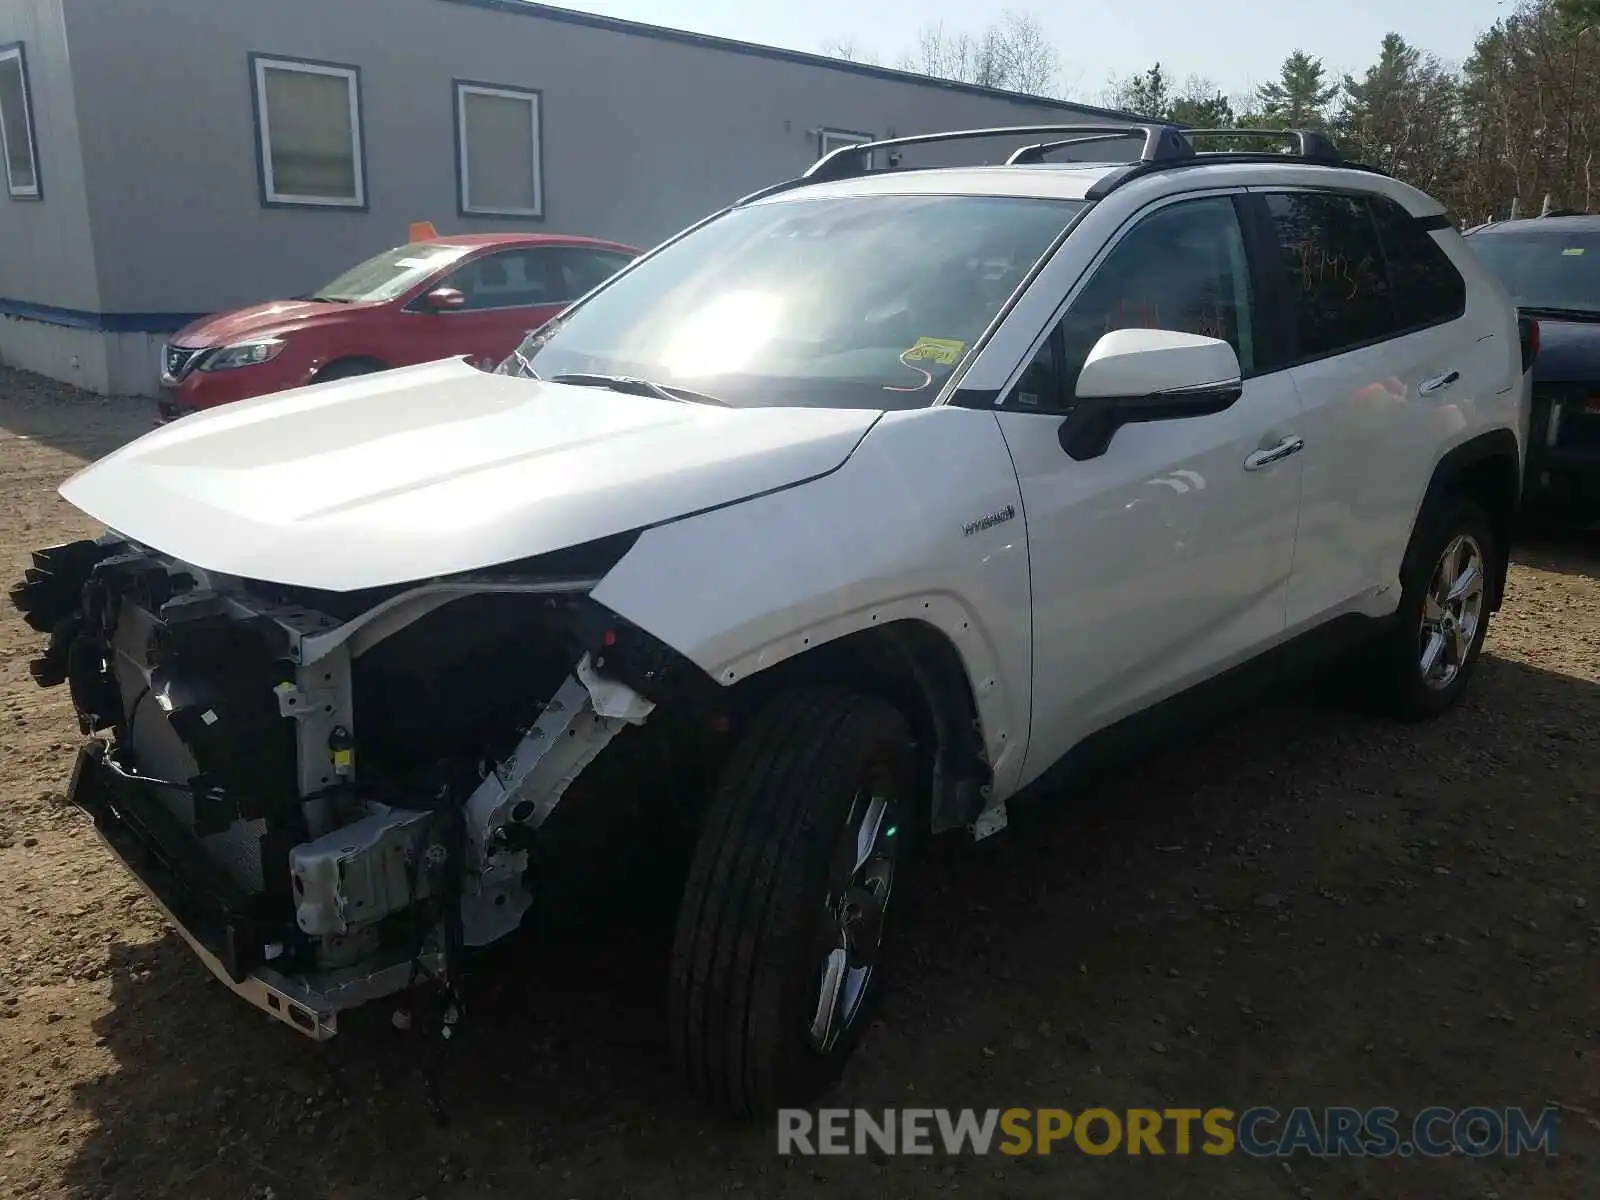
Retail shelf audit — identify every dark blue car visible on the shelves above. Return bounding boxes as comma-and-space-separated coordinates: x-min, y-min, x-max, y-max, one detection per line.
1467, 214, 1600, 521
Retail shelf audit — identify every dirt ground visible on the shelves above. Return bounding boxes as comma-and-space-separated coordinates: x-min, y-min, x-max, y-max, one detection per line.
0, 363, 1597, 1200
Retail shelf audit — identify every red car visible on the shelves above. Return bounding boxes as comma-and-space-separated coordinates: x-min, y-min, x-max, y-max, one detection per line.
157, 232, 640, 419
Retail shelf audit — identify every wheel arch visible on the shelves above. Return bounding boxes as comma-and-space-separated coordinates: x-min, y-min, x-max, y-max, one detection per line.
724, 618, 994, 835
313, 354, 389, 381
1403, 427, 1521, 612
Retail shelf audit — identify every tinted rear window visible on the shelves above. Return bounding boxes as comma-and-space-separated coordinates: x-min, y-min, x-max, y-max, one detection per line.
1264, 191, 1396, 358
1369, 198, 1466, 328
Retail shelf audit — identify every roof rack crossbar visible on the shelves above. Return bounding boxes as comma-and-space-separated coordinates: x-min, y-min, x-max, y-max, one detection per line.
1182, 127, 1343, 162
803, 122, 1192, 183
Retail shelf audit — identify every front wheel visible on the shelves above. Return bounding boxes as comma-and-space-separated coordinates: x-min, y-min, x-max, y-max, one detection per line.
1369, 495, 1496, 720
668, 687, 916, 1115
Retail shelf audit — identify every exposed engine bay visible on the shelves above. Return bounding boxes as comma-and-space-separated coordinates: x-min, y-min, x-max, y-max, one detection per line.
10, 531, 723, 1039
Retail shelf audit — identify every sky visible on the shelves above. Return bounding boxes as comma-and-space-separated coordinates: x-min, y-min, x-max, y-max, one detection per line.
553, 0, 1515, 100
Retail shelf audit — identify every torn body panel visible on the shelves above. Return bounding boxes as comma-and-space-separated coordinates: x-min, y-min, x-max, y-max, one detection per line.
11, 533, 685, 1038
592, 405, 1030, 818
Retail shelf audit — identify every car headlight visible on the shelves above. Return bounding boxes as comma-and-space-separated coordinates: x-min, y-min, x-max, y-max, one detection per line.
199, 339, 286, 371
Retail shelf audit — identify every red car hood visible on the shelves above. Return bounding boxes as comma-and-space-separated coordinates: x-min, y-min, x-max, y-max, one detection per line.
172, 299, 380, 347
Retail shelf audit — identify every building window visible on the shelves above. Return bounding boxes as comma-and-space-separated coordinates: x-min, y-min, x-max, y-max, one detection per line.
818, 128, 874, 169
251, 54, 365, 208
455, 82, 543, 218
0, 43, 40, 200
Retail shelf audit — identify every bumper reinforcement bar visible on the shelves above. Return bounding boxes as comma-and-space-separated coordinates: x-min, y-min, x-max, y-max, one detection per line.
68, 740, 434, 1040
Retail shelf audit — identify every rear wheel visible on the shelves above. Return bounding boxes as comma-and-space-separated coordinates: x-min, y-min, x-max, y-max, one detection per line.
1367, 495, 1495, 720
668, 687, 915, 1114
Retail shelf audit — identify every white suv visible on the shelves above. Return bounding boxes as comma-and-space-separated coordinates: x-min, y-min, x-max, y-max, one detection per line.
12, 124, 1533, 1115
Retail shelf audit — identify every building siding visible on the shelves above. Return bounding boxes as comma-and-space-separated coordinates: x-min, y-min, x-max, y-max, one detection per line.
0, 0, 99, 314
65, 0, 1139, 316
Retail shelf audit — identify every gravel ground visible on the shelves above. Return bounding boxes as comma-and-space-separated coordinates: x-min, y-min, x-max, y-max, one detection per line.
0, 364, 1597, 1200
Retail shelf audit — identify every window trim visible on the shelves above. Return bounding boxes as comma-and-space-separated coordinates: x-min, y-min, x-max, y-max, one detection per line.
987, 189, 1269, 415
248, 52, 367, 210
1243, 185, 1466, 374
0, 42, 41, 201
454, 79, 545, 220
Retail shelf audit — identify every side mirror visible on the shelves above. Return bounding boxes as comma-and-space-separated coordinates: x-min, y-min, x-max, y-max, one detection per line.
1059, 328, 1243, 460
423, 287, 467, 311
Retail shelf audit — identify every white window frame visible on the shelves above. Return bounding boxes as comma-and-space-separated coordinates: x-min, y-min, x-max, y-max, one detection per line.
251, 54, 365, 209
455, 81, 544, 219
0, 43, 40, 200
818, 127, 875, 169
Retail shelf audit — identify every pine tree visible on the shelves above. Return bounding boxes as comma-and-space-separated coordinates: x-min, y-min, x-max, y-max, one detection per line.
1255, 50, 1341, 127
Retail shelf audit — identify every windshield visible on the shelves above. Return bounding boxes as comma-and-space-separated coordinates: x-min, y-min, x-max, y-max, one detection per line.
310, 242, 475, 303
498, 194, 1085, 409
1470, 229, 1600, 315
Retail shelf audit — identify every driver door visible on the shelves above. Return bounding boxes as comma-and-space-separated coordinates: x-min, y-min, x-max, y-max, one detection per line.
991, 193, 1306, 788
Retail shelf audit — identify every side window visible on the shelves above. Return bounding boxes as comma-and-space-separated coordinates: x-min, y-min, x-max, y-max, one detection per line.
440, 249, 559, 310
1368, 197, 1466, 329
556, 248, 634, 300
1007, 328, 1066, 411
1264, 191, 1396, 358
1006, 196, 1255, 410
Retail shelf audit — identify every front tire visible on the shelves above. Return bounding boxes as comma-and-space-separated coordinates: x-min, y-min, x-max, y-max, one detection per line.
1370, 495, 1496, 720
668, 687, 915, 1115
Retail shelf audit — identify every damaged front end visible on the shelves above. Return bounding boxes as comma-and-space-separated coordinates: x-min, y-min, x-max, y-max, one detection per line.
10, 532, 715, 1039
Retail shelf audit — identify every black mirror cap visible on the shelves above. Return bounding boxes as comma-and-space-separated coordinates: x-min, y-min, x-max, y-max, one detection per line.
1058, 381, 1244, 461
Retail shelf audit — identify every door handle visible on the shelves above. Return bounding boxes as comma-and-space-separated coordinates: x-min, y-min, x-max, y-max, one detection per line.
1419, 370, 1460, 395
1244, 435, 1305, 471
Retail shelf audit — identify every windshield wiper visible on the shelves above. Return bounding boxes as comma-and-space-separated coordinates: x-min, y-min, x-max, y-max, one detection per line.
308, 294, 353, 304
547, 372, 731, 406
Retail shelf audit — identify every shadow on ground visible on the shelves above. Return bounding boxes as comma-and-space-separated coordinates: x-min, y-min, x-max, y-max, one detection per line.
59, 641, 1600, 1199
1514, 523, 1600, 582
0, 366, 154, 463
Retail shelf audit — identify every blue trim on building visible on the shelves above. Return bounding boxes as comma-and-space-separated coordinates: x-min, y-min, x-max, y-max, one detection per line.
0, 297, 202, 334
436, 0, 1152, 122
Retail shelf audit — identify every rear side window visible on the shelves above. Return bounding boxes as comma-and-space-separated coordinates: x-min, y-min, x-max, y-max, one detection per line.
1263, 191, 1395, 358
1368, 197, 1466, 329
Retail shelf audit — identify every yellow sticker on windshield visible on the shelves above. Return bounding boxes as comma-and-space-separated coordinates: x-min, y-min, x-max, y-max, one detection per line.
904, 337, 967, 365
1563, 247, 1586, 256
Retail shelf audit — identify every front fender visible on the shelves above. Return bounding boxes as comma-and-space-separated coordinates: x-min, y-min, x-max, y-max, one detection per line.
590, 405, 1034, 799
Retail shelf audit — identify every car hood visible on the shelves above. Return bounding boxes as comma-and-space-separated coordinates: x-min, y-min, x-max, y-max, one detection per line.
172, 299, 381, 347
60, 357, 883, 591
1531, 314, 1600, 384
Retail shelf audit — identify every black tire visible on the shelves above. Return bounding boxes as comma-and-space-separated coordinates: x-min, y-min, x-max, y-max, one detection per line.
314, 357, 384, 383
1366, 494, 1496, 720
668, 687, 916, 1115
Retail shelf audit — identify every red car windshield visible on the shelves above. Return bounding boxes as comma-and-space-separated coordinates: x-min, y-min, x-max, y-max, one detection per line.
309, 242, 475, 303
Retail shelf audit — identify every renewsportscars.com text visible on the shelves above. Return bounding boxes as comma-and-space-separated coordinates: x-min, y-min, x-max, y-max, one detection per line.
777, 1106, 1560, 1158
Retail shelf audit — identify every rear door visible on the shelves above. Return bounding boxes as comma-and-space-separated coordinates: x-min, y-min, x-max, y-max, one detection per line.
1246, 189, 1480, 629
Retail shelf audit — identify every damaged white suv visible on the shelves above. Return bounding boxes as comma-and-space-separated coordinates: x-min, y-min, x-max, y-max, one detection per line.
12, 125, 1533, 1115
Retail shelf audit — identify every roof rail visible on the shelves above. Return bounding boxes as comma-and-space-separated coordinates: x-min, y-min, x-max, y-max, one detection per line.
737, 123, 1385, 210
1006, 132, 1150, 164
803, 123, 1192, 183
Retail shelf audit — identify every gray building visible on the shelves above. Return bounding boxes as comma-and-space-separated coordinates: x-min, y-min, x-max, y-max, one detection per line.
0, 0, 1142, 396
